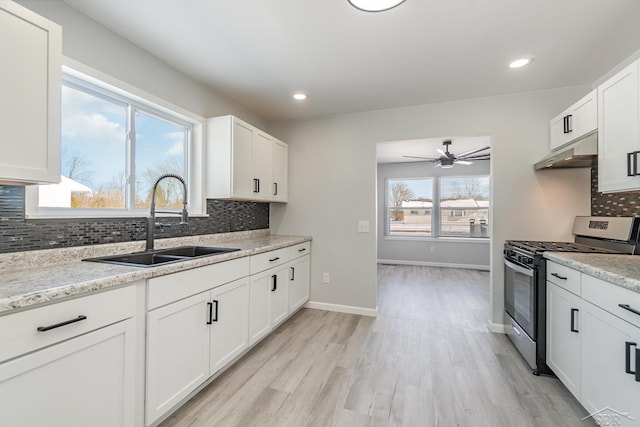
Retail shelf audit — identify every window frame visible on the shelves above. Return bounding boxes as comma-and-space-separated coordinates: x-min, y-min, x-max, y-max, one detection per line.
384, 174, 490, 240
26, 59, 206, 219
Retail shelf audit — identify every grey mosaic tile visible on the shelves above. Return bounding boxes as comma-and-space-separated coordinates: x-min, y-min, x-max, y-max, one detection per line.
591, 165, 640, 217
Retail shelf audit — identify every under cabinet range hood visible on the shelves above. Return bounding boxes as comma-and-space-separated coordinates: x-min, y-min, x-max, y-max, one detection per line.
533, 132, 597, 170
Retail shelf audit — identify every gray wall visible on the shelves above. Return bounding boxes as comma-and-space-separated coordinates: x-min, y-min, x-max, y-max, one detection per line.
377, 160, 490, 269
269, 88, 592, 325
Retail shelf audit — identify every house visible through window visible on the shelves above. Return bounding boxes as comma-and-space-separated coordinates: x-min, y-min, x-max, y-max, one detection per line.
37, 76, 190, 213
386, 175, 490, 238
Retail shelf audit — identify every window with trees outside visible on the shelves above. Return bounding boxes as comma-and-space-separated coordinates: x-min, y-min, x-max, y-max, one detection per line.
36, 77, 191, 213
386, 175, 490, 238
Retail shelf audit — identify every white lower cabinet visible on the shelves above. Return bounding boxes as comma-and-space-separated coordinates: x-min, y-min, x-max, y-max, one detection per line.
581, 300, 640, 425
547, 282, 581, 398
0, 286, 137, 427
146, 291, 211, 424
248, 265, 289, 344
145, 276, 250, 425
270, 266, 290, 326
289, 254, 310, 312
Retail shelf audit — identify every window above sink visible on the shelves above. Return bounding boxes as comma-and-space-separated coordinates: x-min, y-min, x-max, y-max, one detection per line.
25, 59, 206, 219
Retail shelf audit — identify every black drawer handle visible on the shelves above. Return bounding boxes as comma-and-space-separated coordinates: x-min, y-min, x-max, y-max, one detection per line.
269, 257, 280, 262
625, 342, 637, 376
619, 304, 640, 317
37, 315, 87, 332
212, 300, 219, 322
207, 302, 213, 325
274, 182, 278, 196
550, 272, 567, 280
271, 274, 277, 292
298, 248, 306, 253
291, 266, 295, 281
570, 308, 579, 333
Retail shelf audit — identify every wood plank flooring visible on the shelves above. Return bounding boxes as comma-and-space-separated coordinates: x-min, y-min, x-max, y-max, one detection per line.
160, 265, 589, 427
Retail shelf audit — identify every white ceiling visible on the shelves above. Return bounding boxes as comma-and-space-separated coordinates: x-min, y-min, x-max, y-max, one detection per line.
376, 135, 491, 164
63, 0, 640, 123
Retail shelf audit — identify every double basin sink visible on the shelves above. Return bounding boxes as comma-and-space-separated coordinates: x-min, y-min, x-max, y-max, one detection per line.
84, 246, 240, 267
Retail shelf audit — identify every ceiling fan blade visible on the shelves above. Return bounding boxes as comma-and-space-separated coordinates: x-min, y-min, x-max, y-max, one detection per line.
456, 146, 490, 158
436, 149, 447, 157
402, 155, 438, 160
456, 160, 473, 165
459, 154, 491, 160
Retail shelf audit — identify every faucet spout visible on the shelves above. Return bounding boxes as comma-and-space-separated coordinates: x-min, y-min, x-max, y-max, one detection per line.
146, 173, 188, 251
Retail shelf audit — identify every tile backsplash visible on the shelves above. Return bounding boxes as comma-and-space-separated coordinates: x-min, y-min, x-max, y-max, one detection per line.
0, 185, 269, 254
591, 165, 640, 217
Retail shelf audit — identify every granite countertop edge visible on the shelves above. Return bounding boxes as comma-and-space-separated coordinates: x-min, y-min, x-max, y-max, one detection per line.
543, 252, 640, 294
0, 232, 312, 315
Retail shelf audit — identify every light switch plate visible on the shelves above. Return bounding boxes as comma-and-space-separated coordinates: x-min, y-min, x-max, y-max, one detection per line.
358, 220, 370, 233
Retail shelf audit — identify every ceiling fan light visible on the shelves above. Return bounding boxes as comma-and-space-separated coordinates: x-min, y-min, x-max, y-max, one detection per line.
348, 0, 406, 12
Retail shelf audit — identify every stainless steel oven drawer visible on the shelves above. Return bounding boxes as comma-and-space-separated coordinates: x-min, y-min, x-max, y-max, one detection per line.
504, 311, 536, 370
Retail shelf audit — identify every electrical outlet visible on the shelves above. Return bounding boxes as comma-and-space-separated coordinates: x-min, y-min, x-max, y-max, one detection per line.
323, 273, 330, 283
358, 220, 370, 233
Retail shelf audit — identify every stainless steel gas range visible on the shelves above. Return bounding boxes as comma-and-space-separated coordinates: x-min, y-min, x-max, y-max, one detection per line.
504, 216, 640, 375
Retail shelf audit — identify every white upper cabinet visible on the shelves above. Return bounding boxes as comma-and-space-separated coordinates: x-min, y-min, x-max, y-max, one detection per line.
206, 115, 288, 203
597, 60, 640, 193
0, 1, 61, 185
549, 89, 597, 151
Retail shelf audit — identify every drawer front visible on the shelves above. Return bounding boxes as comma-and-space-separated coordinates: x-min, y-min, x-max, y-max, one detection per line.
250, 247, 290, 275
289, 241, 311, 259
148, 257, 250, 310
546, 261, 581, 295
582, 274, 640, 328
0, 285, 136, 363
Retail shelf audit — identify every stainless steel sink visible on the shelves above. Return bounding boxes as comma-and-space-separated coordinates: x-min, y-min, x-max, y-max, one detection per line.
83, 246, 240, 267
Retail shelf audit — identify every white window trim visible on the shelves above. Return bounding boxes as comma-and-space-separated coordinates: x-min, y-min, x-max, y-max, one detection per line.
385, 175, 490, 239
26, 57, 207, 219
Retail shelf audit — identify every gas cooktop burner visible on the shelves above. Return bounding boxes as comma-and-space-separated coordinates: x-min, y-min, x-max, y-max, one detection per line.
505, 240, 622, 254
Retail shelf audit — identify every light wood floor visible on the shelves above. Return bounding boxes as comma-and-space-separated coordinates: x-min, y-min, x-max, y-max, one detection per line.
160, 265, 589, 427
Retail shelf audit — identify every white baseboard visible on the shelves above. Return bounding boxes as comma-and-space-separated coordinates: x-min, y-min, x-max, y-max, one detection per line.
304, 301, 378, 317
378, 259, 490, 271
488, 320, 506, 334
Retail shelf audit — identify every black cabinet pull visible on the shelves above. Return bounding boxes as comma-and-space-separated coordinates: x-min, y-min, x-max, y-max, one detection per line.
625, 342, 637, 375
269, 257, 280, 262
570, 308, 579, 333
274, 182, 278, 196
563, 116, 568, 134
628, 152, 634, 177
635, 152, 640, 177
291, 266, 295, 281
37, 315, 87, 332
298, 248, 306, 253
636, 348, 640, 382
566, 114, 572, 133
253, 178, 259, 193
207, 302, 213, 325
551, 272, 567, 280
271, 274, 277, 291
619, 304, 640, 317
212, 300, 219, 322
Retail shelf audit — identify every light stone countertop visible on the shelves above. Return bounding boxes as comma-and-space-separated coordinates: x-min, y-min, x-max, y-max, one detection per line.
544, 252, 640, 294
0, 230, 311, 315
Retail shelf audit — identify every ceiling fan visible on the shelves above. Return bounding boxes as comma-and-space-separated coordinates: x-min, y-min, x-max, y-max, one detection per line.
402, 140, 490, 168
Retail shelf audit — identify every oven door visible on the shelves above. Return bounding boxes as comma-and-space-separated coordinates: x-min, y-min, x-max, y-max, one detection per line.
504, 258, 537, 339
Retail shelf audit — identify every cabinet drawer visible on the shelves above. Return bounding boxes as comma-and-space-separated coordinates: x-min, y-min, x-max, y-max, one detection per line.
289, 241, 311, 259
148, 257, 250, 310
546, 261, 581, 295
0, 285, 135, 363
582, 274, 640, 328
250, 247, 290, 274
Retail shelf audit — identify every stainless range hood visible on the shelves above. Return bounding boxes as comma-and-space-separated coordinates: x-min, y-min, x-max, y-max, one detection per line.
533, 131, 597, 170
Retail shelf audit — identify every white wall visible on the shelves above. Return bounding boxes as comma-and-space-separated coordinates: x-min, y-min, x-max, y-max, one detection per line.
269, 87, 592, 324
17, 0, 265, 127
377, 160, 490, 269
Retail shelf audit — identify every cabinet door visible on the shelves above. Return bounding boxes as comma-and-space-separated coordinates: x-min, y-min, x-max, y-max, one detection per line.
253, 131, 273, 200
598, 60, 640, 193
270, 266, 290, 327
146, 292, 210, 424
571, 89, 597, 140
272, 139, 288, 202
550, 111, 571, 151
232, 119, 256, 199
547, 282, 581, 398
249, 271, 272, 345
210, 278, 250, 375
0, 2, 61, 184
581, 300, 640, 425
0, 319, 135, 427
289, 255, 310, 312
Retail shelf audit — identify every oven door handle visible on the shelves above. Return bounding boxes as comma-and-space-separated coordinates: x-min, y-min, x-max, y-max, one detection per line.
504, 259, 534, 277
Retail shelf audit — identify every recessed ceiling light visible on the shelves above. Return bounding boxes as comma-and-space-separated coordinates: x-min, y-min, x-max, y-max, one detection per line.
348, 0, 406, 12
509, 57, 534, 69
293, 92, 307, 101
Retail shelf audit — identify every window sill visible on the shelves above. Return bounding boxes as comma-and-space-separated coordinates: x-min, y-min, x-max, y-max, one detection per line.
25, 211, 209, 220
384, 235, 490, 243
